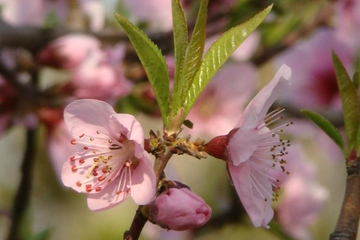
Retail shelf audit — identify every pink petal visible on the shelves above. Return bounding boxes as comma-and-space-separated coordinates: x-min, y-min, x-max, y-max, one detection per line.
87, 178, 130, 211
227, 128, 260, 166
131, 152, 156, 205
228, 162, 273, 228
64, 99, 115, 139
237, 64, 291, 128
109, 114, 145, 151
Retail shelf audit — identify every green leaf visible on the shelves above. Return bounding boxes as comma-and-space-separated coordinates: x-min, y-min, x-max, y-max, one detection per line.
332, 51, 360, 153
301, 109, 345, 154
182, 5, 273, 117
355, 120, 360, 156
115, 13, 170, 125
171, 0, 188, 87
171, 0, 208, 118
353, 71, 359, 89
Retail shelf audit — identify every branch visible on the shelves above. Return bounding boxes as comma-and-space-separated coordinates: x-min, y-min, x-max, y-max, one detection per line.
123, 206, 148, 240
6, 128, 37, 240
330, 158, 360, 240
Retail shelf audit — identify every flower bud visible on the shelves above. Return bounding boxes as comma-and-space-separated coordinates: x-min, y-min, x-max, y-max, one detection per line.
149, 188, 211, 231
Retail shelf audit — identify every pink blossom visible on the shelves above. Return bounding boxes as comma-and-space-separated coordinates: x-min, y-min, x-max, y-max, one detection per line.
47, 120, 80, 182
0, 0, 104, 30
232, 31, 260, 62
275, 28, 353, 111
149, 187, 211, 231
64, 48, 133, 101
78, 0, 105, 31
276, 144, 328, 240
0, 0, 46, 26
61, 99, 156, 210
187, 62, 257, 137
122, 0, 173, 31
38, 34, 101, 70
226, 64, 292, 228
334, 0, 360, 50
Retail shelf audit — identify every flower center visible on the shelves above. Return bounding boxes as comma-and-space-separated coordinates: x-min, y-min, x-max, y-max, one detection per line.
252, 108, 293, 202
68, 130, 138, 194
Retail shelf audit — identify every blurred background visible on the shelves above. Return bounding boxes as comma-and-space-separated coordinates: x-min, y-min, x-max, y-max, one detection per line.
0, 0, 358, 239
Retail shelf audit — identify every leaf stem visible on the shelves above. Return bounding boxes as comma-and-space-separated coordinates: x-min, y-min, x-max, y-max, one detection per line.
330, 157, 360, 240
6, 128, 37, 240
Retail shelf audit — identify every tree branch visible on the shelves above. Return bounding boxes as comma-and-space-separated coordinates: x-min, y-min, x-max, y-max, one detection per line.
6, 128, 37, 240
123, 206, 149, 240
330, 158, 360, 240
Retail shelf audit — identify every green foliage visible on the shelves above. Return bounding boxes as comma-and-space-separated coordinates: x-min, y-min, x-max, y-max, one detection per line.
115, 13, 170, 125
171, 0, 188, 90
332, 52, 360, 154
171, 0, 208, 120
301, 109, 345, 154
182, 5, 272, 117
116, 1, 272, 131
353, 71, 359, 89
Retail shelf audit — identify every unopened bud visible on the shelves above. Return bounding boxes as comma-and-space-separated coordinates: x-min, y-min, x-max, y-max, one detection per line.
149, 188, 211, 231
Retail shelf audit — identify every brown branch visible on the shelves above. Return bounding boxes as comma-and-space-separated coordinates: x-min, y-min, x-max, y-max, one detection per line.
123, 206, 148, 240
123, 138, 174, 240
6, 128, 37, 240
330, 158, 360, 240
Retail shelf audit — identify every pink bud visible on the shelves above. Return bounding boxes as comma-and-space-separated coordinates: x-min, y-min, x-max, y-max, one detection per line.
149, 188, 211, 231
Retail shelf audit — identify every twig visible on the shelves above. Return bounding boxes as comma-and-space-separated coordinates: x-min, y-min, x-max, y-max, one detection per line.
6, 128, 37, 240
330, 158, 360, 240
123, 206, 148, 240
123, 141, 173, 240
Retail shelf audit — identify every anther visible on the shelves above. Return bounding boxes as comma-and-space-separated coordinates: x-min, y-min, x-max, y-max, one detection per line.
70, 139, 76, 145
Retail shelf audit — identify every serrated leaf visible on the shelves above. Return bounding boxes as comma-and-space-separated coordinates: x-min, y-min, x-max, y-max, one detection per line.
115, 13, 170, 125
171, 0, 208, 118
332, 51, 360, 152
182, 5, 272, 117
172, 0, 188, 86
301, 109, 345, 154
